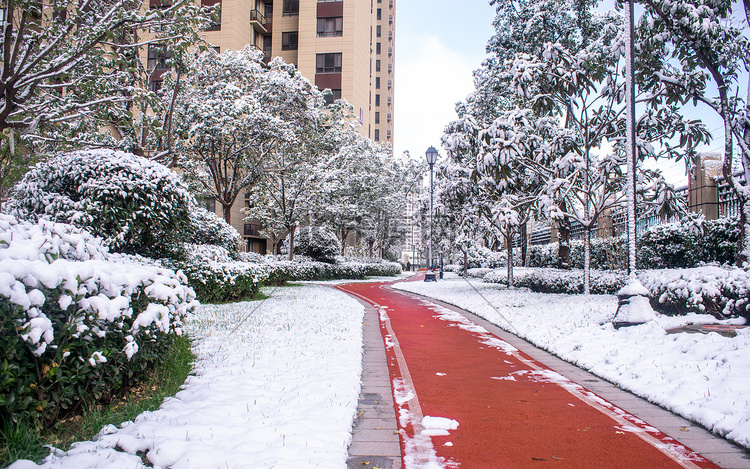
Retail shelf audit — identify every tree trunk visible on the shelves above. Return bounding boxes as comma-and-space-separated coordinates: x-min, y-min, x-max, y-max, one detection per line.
520, 221, 528, 267
583, 228, 591, 295
557, 215, 571, 270
287, 225, 296, 261
506, 231, 514, 288
462, 249, 468, 277
222, 203, 232, 224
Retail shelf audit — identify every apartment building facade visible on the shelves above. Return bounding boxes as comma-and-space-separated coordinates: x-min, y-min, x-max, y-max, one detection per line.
165, 0, 396, 252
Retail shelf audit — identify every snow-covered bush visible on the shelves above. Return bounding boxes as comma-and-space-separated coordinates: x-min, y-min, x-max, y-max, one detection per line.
165, 245, 268, 303
483, 268, 626, 295
638, 267, 750, 319
5, 149, 194, 259
187, 207, 242, 253
281, 226, 342, 262
0, 214, 197, 428
481, 265, 750, 320
262, 256, 401, 284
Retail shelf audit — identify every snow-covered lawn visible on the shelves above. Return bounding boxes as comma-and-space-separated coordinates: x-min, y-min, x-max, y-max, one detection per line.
392, 273, 750, 449
11, 284, 365, 469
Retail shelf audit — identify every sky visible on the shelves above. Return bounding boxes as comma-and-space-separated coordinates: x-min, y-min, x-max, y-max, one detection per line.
392, 0, 747, 187
392, 0, 496, 163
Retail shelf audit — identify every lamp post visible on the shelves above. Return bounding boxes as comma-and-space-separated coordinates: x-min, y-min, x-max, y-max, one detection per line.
425, 146, 438, 281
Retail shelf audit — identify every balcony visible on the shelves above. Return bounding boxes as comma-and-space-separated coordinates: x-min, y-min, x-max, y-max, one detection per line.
389, 14, 393, 24
388, 46, 393, 57
250, 9, 269, 34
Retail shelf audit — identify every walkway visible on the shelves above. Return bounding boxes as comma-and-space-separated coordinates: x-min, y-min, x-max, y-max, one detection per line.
339, 277, 750, 469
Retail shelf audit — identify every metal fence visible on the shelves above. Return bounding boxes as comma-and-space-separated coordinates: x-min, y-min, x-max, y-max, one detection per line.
515, 172, 745, 247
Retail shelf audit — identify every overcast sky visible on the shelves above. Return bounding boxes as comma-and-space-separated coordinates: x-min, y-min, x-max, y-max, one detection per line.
392, 0, 495, 162
392, 0, 746, 187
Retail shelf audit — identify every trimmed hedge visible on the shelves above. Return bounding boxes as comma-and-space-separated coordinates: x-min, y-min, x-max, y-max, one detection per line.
0, 215, 197, 429
481, 266, 750, 320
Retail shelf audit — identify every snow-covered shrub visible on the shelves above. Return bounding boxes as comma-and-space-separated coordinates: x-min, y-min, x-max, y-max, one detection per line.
281, 226, 342, 262
0, 214, 197, 428
483, 268, 626, 294
165, 246, 269, 303
187, 207, 241, 253
5, 149, 193, 259
638, 267, 750, 319
261, 256, 400, 284
237, 251, 267, 263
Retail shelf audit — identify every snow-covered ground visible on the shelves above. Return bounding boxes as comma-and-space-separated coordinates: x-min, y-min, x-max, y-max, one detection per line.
392, 273, 750, 449
11, 284, 366, 469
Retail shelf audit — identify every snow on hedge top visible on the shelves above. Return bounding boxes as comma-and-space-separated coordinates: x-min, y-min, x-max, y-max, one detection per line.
5, 149, 194, 255
0, 213, 108, 263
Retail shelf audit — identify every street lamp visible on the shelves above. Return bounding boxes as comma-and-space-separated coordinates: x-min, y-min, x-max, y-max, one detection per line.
425, 146, 438, 281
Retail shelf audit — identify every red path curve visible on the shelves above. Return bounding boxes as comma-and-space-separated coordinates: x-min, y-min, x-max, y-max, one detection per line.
337, 277, 721, 469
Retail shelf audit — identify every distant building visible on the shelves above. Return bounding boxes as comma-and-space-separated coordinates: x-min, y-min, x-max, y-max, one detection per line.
163, 0, 396, 252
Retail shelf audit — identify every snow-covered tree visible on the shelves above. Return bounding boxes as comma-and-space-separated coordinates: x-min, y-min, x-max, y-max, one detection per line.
242, 62, 328, 260
0, 0, 211, 159
175, 48, 292, 224
633, 0, 750, 265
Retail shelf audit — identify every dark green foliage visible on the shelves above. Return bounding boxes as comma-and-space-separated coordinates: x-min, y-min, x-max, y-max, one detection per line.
5, 149, 194, 259
0, 288, 178, 431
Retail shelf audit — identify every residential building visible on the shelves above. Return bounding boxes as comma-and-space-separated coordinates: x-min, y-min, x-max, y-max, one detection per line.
153, 0, 396, 253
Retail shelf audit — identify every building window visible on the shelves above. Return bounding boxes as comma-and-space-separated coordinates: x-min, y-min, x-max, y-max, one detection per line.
376, 77, 380, 89
324, 89, 342, 104
375, 112, 380, 124
377, 8, 381, 20
374, 129, 380, 141
265, 2, 273, 19
212, 46, 220, 53
376, 42, 381, 54
149, 80, 163, 94
283, 0, 298, 16
282, 32, 298, 50
316, 53, 342, 74
375, 60, 381, 72
375, 94, 380, 106
147, 44, 170, 70
317, 17, 343, 37
376, 25, 381, 37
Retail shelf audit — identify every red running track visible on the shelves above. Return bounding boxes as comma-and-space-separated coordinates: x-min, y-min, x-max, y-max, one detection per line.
337, 278, 720, 469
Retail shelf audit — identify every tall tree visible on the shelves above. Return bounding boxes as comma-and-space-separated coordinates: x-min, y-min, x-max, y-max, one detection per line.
0, 0, 210, 153
174, 48, 292, 224
633, 0, 750, 264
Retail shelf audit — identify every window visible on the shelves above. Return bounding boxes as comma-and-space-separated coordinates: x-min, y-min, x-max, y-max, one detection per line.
375, 59, 381, 72
317, 17, 343, 37
376, 42, 381, 54
376, 77, 380, 89
283, 0, 298, 16
375, 112, 380, 124
282, 32, 298, 50
147, 44, 170, 70
316, 53, 342, 74
376, 25, 381, 37
377, 8, 381, 20
375, 94, 380, 106
149, 80, 162, 94
264, 2, 273, 19
212, 46, 220, 53
324, 89, 342, 104
374, 129, 380, 141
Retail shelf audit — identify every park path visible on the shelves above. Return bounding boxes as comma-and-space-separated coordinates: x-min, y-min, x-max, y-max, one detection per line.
337, 277, 722, 469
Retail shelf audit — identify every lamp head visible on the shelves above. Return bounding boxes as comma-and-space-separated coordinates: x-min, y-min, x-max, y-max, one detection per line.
425, 146, 438, 166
